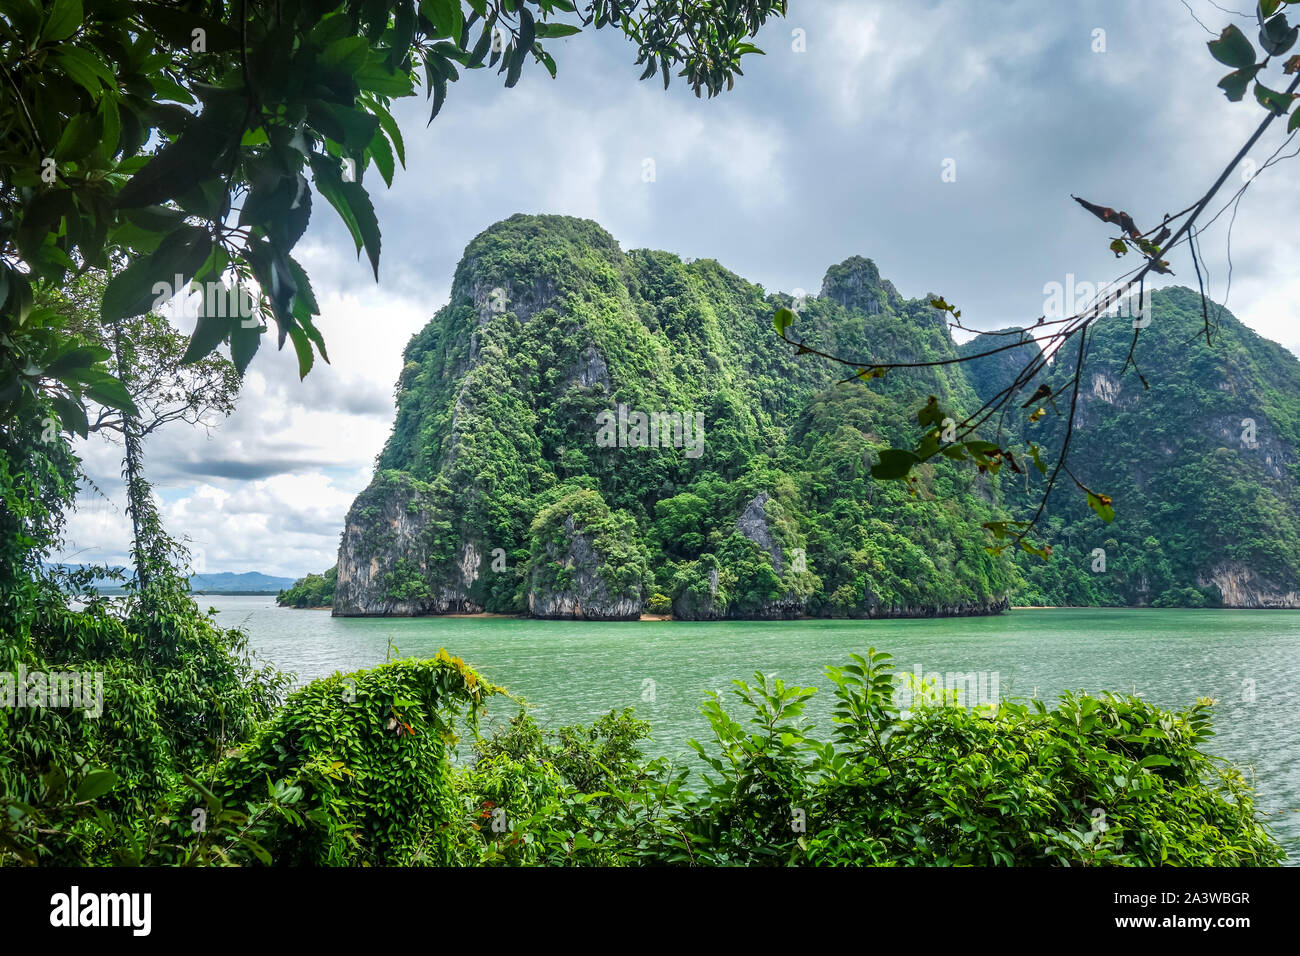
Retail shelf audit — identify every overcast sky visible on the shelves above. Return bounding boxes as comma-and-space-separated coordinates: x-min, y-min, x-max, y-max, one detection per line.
56, 0, 1300, 579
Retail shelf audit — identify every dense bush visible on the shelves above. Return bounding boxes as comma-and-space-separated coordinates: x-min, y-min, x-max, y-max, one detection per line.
0, 413, 288, 864
450, 649, 1284, 867
211, 651, 500, 866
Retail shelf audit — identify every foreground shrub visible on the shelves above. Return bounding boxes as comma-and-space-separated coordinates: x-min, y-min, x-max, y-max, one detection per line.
210, 651, 500, 866
453, 649, 1284, 867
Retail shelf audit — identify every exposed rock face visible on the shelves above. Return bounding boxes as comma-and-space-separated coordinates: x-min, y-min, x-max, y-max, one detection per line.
567, 344, 610, 391
672, 493, 812, 620
1206, 414, 1294, 483
1198, 563, 1300, 609
820, 256, 894, 315
672, 564, 722, 620
861, 595, 1011, 619
1090, 371, 1122, 404
735, 492, 807, 619
333, 476, 484, 617
527, 516, 642, 621
736, 492, 782, 573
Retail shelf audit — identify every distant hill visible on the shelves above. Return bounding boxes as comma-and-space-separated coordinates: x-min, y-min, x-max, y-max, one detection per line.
49, 565, 296, 594
190, 571, 297, 593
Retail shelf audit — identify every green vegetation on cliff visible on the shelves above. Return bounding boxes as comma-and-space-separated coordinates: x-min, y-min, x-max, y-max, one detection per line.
336, 214, 1300, 616
335, 215, 1021, 618
963, 286, 1300, 608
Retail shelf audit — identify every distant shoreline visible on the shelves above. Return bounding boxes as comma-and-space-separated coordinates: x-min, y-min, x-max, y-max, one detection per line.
193, 590, 283, 596
265, 604, 1299, 618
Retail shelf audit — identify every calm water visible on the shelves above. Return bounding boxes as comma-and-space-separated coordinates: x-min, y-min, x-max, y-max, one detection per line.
203, 596, 1300, 862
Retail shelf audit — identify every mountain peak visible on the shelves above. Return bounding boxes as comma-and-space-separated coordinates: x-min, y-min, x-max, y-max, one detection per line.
819, 256, 899, 315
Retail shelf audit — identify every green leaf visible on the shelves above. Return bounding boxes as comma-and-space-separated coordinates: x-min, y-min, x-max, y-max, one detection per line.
1218, 65, 1262, 102
773, 307, 794, 336
238, 836, 273, 865
1138, 755, 1173, 768
103, 224, 212, 323
518, 6, 535, 51
1086, 489, 1115, 523
182, 308, 234, 365
369, 102, 406, 166
115, 124, 230, 209
1254, 81, 1296, 115
468, 20, 494, 67
229, 317, 262, 375
49, 393, 89, 438
101, 260, 163, 324
983, 520, 1009, 540
963, 440, 1000, 457
368, 127, 395, 187
320, 35, 371, 72
287, 325, 314, 379
422, 0, 464, 39
535, 22, 582, 38
1027, 443, 1047, 475
940, 442, 969, 460
52, 46, 116, 94
1018, 538, 1053, 560
44, 345, 110, 377
871, 448, 918, 480
917, 395, 943, 427
39, 0, 82, 44
355, 60, 416, 97
73, 769, 118, 803
286, 255, 320, 317
309, 153, 381, 279
505, 43, 525, 88
80, 373, 138, 415
1259, 12, 1298, 56
1208, 23, 1256, 70
54, 112, 102, 162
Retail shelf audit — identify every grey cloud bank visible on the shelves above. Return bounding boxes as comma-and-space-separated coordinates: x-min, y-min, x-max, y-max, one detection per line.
57, 0, 1300, 578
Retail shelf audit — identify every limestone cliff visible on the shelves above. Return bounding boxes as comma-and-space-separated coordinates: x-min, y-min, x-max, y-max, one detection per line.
327, 214, 1300, 617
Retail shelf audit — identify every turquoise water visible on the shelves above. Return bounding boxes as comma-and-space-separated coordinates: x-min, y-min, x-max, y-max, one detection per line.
205, 597, 1300, 862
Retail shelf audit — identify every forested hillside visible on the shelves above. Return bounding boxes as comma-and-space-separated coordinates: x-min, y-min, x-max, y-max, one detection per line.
319, 214, 1300, 618
967, 287, 1300, 608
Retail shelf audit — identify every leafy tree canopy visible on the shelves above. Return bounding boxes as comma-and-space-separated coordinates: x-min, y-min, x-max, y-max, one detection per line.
0, 0, 786, 437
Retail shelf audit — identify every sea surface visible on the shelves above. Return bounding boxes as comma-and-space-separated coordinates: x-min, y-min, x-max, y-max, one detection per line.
201, 596, 1300, 862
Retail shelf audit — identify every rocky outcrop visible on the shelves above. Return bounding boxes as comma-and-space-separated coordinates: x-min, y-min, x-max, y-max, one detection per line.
735, 492, 807, 619
527, 515, 643, 621
820, 256, 898, 316
332, 475, 485, 617
1198, 563, 1300, 609
566, 344, 610, 391
736, 492, 783, 572
672, 494, 809, 621
672, 563, 722, 620
860, 596, 1011, 618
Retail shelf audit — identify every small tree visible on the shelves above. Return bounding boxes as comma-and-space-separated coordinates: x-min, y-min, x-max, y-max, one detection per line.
39, 271, 239, 591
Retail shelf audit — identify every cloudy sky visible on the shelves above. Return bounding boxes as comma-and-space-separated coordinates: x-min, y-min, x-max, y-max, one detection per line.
57, 0, 1300, 579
